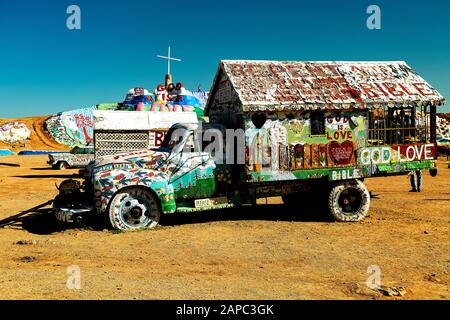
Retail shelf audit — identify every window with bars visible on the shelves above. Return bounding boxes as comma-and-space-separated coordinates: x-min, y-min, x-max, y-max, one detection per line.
367, 105, 435, 146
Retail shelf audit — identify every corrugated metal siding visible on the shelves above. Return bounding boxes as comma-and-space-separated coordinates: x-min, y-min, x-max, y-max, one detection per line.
219, 60, 445, 111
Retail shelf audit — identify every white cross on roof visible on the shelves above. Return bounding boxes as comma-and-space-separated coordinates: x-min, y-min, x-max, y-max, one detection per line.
157, 46, 181, 75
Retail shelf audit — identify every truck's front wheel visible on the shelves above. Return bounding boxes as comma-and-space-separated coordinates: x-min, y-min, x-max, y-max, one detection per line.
109, 187, 161, 230
328, 180, 370, 222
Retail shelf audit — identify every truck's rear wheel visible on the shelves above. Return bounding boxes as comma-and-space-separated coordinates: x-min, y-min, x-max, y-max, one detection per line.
328, 180, 370, 222
109, 187, 161, 231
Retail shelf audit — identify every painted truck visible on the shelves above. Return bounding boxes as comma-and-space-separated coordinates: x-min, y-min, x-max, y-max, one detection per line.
48, 146, 95, 169
53, 61, 445, 230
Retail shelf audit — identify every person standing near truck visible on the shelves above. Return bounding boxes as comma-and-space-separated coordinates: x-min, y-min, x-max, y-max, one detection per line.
409, 170, 423, 192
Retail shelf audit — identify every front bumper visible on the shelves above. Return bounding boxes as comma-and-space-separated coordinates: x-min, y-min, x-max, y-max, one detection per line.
53, 206, 95, 224
53, 208, 93, 224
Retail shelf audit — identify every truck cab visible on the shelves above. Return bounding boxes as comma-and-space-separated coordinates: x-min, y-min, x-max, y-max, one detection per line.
91, 123, 235, 230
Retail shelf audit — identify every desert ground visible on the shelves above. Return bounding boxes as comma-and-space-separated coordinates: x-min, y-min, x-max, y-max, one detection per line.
0, 154, 448, 300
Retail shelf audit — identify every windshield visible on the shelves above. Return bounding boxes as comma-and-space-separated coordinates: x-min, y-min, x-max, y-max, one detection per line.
160, 127, 188, 151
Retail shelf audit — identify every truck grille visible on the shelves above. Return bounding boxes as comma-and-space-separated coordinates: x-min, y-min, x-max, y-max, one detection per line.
94, 131, 150, 157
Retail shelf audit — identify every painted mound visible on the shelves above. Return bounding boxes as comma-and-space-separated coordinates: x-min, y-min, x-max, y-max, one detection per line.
0, 116, 70, 152
0, 122, 31, 144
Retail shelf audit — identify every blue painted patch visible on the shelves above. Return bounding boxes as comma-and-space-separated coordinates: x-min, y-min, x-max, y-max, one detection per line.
0, 149, 14, 156
18, 150, 67, 155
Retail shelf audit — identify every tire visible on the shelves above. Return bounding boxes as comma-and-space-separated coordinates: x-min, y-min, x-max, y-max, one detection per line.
58, 161, 69, 170
108, 187, 161, 231
328, 180, 370, 222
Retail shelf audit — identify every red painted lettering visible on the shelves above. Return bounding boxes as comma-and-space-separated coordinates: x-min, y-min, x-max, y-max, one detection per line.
154, 131, 166, 147
339, 131, 352, 139
412, 83, 435, 96
359, 83, 379, 98
383, 82, 405, 97
374, 83, 389, 97
327, 131, 353, 140
398, 83, 418, 96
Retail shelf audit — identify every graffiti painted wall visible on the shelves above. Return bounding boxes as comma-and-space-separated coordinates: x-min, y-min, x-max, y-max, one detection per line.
46, 107, 95, 147
245, 111, 367, 174
207, 77, 243, 129
244, 111, 437, 183
0, 122, 31, 144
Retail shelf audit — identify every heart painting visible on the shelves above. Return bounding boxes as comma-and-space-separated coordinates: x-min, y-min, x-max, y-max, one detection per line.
328, 141, 355, 165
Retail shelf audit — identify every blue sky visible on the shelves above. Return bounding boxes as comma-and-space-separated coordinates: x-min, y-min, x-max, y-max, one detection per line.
0, 0, 449, 117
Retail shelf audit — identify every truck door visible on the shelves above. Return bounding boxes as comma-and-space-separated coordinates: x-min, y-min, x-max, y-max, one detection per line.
169, 132, 216, 200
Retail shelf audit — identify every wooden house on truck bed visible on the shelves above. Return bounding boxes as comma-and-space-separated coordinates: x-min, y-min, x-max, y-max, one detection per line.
205, 60, 445, 182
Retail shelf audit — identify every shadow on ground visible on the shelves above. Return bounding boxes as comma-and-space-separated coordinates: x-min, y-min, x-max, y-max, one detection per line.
12, 174, 81, 179
0, 202, 332, 235
160, 204, 333, 227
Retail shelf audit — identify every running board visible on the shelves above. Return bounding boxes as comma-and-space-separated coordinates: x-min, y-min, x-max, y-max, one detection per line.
176, 203, 235, 213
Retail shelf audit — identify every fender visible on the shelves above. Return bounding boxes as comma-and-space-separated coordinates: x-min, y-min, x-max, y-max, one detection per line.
93, 168, 176, 214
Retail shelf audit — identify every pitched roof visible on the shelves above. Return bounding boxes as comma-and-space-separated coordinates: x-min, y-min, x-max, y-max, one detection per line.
209, 60, 445, 112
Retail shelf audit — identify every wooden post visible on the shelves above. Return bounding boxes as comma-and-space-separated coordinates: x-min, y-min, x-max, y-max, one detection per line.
165, 73, 172, 87
430, 104, 437, 143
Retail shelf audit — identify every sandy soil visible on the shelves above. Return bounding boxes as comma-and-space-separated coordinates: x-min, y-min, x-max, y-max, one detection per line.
0, 154, 448, 300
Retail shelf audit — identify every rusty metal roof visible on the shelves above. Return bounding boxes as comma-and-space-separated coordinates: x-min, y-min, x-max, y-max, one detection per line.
211, 60, 445, 112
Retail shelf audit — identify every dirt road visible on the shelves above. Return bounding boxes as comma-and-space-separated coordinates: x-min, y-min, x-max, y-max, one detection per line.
0, 155, 448, 300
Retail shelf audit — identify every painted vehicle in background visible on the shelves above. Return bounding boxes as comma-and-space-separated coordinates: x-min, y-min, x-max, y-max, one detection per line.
48, 146, 95, 169
53, 61, 445, 230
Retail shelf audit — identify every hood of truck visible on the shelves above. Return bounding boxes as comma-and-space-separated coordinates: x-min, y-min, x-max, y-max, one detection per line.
49, 152, 71, 159
93, 149, 169, 172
